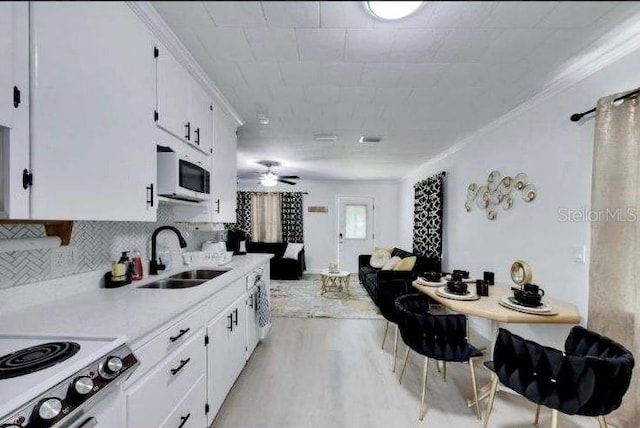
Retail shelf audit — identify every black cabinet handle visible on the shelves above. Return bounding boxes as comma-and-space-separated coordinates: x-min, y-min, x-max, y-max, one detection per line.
169, 328, 190, 343
170, 358, 191, 376
146, 183, 154, 207
233, 308, 238, 326
248, 295, 253, 309
185, 122, 191, 141
227, 313, 233, 331
177, 413, 191, 428
215, 199, 220, 213
194, 128, 200, 145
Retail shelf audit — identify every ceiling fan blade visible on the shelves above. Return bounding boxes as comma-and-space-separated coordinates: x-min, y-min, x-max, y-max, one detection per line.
279, 175, 300, 179
278, 179, 297, 185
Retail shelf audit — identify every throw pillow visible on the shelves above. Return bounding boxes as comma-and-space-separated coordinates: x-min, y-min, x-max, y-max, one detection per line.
394, 256, 417, 271
370, 247, 391, 268
283, 242, 304, 260
381, 256, 401, 270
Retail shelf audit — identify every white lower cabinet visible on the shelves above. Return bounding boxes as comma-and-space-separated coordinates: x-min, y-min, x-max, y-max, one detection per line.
206, 294, 247, 424
160, 375, 207, 428
125, 329, 206, 428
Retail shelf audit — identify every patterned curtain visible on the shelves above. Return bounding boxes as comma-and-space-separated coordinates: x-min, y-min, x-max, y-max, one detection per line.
224, 191, 251, 235
281, 192, 304, 242
413, 172, 445, 259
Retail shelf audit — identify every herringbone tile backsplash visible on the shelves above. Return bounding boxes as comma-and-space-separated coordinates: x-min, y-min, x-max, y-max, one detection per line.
0, 206, 219, 288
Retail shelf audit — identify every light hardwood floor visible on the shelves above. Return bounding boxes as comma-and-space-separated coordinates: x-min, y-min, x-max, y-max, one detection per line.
212, 318, 596, 428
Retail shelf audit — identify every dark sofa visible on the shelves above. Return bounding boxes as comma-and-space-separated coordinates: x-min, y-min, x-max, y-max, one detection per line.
246, 242, 306, 280
358, 247, 441, 304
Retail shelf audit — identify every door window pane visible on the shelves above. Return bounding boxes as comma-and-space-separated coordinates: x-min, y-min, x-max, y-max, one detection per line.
345, 204, 367, 239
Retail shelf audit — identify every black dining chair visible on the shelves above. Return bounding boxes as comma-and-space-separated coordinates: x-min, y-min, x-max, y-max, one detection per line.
483, 327, 635, 428
377, 279, 411, 372
395, 294, 483, 420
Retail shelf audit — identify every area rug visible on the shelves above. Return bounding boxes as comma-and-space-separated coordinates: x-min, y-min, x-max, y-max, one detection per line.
269, 274, 382, 319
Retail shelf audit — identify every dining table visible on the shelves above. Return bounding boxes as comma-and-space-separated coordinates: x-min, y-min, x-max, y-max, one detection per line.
411, 280, 582, 407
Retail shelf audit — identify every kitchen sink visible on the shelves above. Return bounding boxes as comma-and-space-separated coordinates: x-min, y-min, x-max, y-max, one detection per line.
138, 279, 207, 289
169, 270, 229, 280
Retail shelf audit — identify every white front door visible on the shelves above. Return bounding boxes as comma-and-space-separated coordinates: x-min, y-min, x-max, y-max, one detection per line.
337, 196, 375, 273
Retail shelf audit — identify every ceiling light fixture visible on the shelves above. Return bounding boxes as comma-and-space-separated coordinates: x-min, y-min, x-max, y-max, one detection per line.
260, 172, 278, 187
365, 1, 423, 20
314, 134, 338, 142
257, 114, 269, 125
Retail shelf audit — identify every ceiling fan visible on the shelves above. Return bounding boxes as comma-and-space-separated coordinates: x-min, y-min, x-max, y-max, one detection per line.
256, 161, 299, 187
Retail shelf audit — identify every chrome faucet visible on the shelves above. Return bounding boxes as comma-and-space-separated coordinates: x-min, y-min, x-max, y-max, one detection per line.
149, 226, 188, 275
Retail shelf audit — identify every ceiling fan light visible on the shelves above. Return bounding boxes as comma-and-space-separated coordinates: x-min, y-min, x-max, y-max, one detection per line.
260, 172, 278, 187
365, 1, 423, 20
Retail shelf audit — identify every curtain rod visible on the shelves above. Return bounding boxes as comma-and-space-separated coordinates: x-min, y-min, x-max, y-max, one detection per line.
240, 191, 308, 194
571, 88, 640, 122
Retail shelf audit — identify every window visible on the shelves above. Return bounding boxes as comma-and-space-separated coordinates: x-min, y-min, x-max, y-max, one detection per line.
345, 204, 367, 239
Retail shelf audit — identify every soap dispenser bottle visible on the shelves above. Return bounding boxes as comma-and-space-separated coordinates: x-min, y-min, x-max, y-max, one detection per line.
131, 249, 144, 281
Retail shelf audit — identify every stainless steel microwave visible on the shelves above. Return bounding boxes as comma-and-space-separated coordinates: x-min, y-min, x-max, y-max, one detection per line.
157, 151, 210, 201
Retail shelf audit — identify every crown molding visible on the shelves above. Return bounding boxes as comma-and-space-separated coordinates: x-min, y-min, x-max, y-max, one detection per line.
405, 10, 640, 181
127, 1, 244, 127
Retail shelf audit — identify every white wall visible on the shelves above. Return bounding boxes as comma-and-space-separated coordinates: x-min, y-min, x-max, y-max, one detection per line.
399, 47, 640, 348
238, 179, 400, 273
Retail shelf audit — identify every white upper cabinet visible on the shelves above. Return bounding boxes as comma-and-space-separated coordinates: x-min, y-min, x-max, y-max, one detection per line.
155, 46, 190, 144
155, 46, 213, 156
30, 2, 157, 221
189, 77, 213, 155
0, 2, 13, 128
211, 108, 238, 223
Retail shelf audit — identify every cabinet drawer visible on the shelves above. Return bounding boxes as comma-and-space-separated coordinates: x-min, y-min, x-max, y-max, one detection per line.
128, 305, 206, 384
205, 278, 245, 322
160, 374, 206, 428
126, 328, 205, 428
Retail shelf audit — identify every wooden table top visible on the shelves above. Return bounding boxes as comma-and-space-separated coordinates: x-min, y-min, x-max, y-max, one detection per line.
411, 281, 582, 324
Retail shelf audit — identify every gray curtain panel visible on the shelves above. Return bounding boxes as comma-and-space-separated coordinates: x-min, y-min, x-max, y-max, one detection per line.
589, 92, 639, 427
281, 192, 304, 243
413, 172, 445, 260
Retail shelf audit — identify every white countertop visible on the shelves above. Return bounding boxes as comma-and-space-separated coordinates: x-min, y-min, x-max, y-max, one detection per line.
0, 254, 272, 344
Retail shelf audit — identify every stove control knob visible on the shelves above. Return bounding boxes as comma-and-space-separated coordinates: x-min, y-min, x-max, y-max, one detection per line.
36, 397, 62, 420
72, 376, 95, 395
99, 356, 123, 379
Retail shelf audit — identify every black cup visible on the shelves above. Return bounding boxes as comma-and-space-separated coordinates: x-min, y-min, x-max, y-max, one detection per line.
452, 269, 470, 279
483, 271, 495, 285
475, 279, 489, 297
422, 272, 442, 282
523, 283, 544, 296
447, 280, 468, 295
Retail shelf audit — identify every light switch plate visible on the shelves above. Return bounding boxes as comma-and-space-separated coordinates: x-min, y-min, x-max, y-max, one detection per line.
50, 246, 77, 275
572, 245, 586, 264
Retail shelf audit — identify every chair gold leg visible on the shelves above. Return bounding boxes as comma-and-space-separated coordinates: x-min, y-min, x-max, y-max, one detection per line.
482, 374, 499, 428
392, 324, 399, 372
598, 416, 607, 428
419, 357, 429, 421
468, 358, 480, 419
442, 361, 447, 381
550, 409, 558, 428
399, 346, 410, 384
381, 320, 389, 349
533, 404, 541, 426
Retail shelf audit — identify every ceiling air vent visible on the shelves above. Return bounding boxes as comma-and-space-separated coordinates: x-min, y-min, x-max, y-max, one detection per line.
314, 134, 338, 142
359, 136, 382, 143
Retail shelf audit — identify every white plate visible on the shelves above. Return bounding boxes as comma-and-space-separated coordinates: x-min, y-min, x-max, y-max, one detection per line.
498, 297, 557, 315
416, 277, 446, 287
442, 275, 476, 283
435, 286, 480, 301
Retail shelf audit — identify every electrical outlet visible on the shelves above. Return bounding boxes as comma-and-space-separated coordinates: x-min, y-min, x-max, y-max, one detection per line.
50, 246, 77, 275
572, 245, 586, 264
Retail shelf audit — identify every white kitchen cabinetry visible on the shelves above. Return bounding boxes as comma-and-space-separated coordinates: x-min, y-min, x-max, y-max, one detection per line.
206, 292, 247, 424
211, 108, 238, 223
0, 2, 13, 129
30, 2, 157, 221
125, 328, 206, 428
155, 46, 213, 156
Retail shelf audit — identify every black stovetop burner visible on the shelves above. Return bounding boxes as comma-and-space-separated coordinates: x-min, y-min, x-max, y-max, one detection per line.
0, 342, 80, 379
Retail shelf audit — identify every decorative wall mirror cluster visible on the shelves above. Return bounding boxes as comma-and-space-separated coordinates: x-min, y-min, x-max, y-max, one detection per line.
465, 171, 537, 220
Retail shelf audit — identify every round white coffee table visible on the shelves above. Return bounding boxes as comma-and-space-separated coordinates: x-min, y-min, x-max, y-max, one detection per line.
320, 270, 351, 296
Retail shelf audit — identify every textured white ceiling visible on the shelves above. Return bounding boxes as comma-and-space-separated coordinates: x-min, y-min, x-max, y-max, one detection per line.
152, 1, 640, 180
